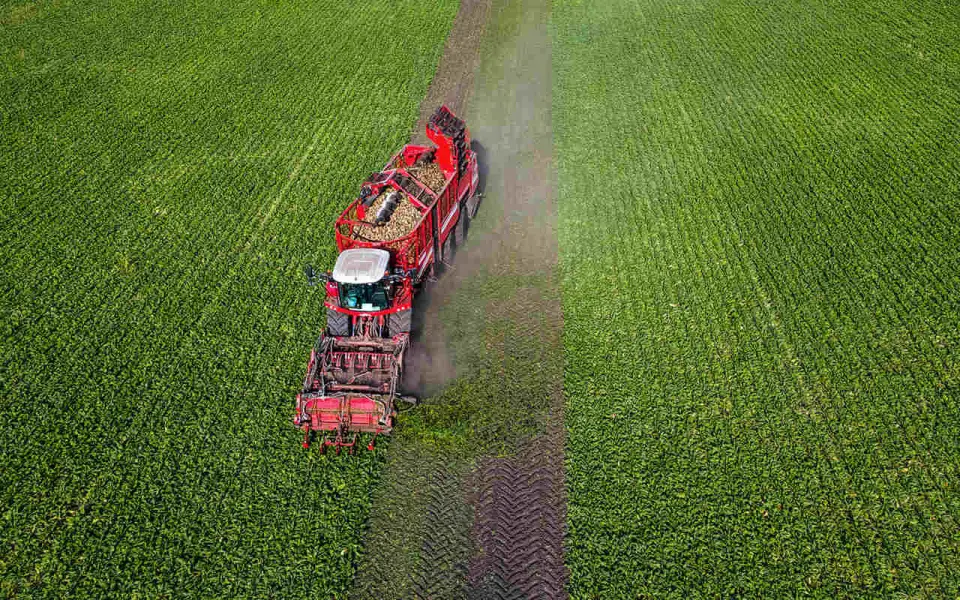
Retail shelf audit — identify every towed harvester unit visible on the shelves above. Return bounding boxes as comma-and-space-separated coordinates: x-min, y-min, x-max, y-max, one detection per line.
295, 106, 480, 451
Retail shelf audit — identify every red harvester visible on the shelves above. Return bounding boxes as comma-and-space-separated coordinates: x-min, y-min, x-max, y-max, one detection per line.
295, 106, 480, 452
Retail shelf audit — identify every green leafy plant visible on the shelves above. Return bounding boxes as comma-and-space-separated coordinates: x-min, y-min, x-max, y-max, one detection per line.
554, 0, 960, 596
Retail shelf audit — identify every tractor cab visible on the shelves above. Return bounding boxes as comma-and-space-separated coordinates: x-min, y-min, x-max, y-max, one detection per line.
331, 248, 392, 312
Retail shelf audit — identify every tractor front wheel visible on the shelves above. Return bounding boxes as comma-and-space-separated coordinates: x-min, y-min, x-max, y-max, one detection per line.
327, 309, 350, 336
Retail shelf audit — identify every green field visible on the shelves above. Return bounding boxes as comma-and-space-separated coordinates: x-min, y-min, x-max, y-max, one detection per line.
4, 0, 960, 596
554, 0, 960, 596
0, 0, 456, 596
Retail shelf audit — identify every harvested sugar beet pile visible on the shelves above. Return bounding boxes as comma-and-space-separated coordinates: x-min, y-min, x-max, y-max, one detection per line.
408, 161, 447, 192
359, 188, 424, 241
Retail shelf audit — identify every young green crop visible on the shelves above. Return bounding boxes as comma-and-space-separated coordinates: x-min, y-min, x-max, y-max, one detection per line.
0, 0, 456, 596
554, 0, 960, 596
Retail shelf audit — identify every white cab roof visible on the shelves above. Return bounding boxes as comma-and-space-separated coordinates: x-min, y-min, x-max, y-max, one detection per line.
331, 249, 390, 284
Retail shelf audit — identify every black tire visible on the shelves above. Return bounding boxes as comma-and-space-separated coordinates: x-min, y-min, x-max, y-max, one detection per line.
389, 309, 412, 336
454, 210, 467, 246
442, 235, 454, 263
470, 140, 487, 197
326, 308, 350, 336
466, 192, 481, 219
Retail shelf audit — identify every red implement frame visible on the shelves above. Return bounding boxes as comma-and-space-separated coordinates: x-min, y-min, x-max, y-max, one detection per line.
294, 332, 408, 452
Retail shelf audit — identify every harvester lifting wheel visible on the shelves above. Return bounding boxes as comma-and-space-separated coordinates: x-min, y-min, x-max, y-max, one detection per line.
326, 308, 350, 336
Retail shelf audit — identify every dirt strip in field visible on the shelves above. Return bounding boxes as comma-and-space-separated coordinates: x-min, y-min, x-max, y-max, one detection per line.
351, 0, 567, 597
410, 0, 492, 146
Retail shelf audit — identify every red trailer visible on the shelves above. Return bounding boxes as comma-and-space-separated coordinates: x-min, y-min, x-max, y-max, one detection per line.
295, 106, 480, 451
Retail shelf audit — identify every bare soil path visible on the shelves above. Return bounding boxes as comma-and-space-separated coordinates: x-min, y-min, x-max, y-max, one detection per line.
351, 1, 566, 597
411, 0, 492, 145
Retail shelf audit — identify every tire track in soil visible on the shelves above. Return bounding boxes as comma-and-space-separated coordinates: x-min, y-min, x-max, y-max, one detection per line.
467, 419, 567, 600
351, 0, 566, 598
462, 0, 566, 588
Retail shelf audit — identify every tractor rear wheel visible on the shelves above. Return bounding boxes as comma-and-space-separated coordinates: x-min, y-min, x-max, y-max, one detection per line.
326, 309, 350, 336
389, 309, 412, 336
